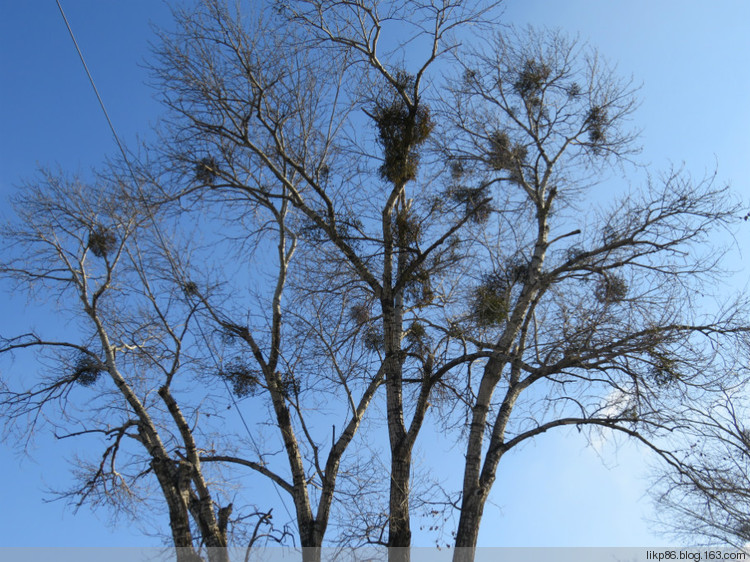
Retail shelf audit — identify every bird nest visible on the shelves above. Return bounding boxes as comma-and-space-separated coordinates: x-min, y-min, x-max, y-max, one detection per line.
88, 226, 117, 258
72, 355, 105, 387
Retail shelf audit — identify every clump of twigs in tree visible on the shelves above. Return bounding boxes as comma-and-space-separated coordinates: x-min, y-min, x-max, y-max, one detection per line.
514, 58, 551, 106
363, 326, 384, 352
182, 280, 200, 297
278, 372, 299, 398
486, 130, 527, 179
349, 304, 371, 326
471, 272, 509, 327
445, 158, 493, 222
218, 359, 261, 398
647, 351, 682, 388
87, 226, 117, 259
565, 246, 589, 264
449, 185, 492, 224
372, 71, 433, 185
404, 266, 434, 307
567, 82, 582, 97
507, 258, 531, 285
195, 156, 219, 186
72, 354, 105, 387
405, 320, 428, 352
585, 105, 607, 144
449, 160, 466, 181
395, 207, 422, 246
594, 273, 628, 304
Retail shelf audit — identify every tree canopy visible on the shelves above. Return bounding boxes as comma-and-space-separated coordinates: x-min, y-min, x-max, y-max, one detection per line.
2, 1, 749, 560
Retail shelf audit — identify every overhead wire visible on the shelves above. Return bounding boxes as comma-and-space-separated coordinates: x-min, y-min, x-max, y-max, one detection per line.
54, 0, 296, 527
55, 0, 134, 182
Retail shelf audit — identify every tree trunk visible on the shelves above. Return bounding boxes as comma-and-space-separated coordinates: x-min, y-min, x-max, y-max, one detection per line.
382, 294, 412, 559
174, 549, 204, 562
150, 458, 202, 561
453, 382, 521, 560
453, 486, 488, 562
204, 548, 229, 562
301, 546, 322, 562
298, 518, 324, 562
388, 445, 412, 549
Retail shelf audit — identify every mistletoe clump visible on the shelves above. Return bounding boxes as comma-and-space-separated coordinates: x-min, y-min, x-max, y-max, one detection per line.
594, 274, 628, 304
471, 272, 509, 327
72, 355, 105, 387
88, 226, 117, 258
372, 72, 434, 185
513, 58, 551, 107
585, 105, 608, 144
486, 130, 527, 181
195, 156, 220, 185
218, 360, 261, 398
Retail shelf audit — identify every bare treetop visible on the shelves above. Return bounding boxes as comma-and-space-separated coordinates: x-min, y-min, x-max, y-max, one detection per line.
2, 2, 749, 560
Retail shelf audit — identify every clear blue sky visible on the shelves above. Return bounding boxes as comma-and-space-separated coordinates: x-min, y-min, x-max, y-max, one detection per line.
1, 0, 748, 549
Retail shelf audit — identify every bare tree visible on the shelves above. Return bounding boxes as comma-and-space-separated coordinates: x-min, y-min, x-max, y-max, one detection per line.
8, 0, 747, 558
652, 388, 750, 548
148, 3, 502, 557
0, 172, 284, 561
143, 3, 393, 558
443, 29, 749, 560
180, 192, 386, 560
145, 1, 749, 558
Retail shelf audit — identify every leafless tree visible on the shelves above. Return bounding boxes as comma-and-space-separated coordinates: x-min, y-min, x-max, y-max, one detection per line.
145, 1, 750, 558
144, 3, 396, 557
8, 0, 748, 559
443, 29, 749, 560
147, 3, 502, 558
0, 171, 285, 561
652, 388, 750, 548
178, 193, 387, 560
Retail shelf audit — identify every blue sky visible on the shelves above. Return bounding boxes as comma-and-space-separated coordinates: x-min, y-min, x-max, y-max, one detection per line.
1, 0, 749, 549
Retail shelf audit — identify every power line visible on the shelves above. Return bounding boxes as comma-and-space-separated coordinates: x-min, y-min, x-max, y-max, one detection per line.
55, 0, 133, 178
